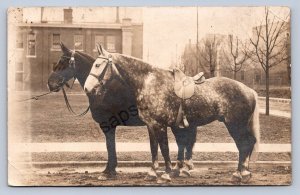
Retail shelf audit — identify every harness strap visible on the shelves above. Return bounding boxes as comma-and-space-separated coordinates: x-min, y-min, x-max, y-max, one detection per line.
62, 87, 90, 117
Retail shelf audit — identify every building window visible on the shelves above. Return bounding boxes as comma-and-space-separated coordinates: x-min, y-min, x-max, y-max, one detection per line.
16, 62, 23, 72
27, 33, 36, 57
94, 35, 104, 49
107, 35, 116, 52
15, 62, 24, 90
52, 33, 61, 50
74, 35, 83, 51
16, 32, 23, 49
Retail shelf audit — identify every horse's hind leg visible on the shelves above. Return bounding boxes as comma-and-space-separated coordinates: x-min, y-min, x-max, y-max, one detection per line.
185, 125, 197, 170
171, 126, 185, 170
180, 125, 197, 177
171, 125, 197, 177
225, 123, 256, 182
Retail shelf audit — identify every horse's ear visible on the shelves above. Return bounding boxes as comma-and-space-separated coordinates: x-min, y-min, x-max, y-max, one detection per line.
60, 42, 71, 54
96, 43, 104, 55
101, 46, 110, 57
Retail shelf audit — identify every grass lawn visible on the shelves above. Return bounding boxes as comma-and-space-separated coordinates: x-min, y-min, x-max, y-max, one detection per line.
9, 93, 291, 144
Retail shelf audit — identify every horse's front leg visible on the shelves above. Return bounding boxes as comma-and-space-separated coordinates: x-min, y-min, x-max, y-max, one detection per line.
154, 126, 172, 183
144, 126, 159, 181
98, 126, 117, 180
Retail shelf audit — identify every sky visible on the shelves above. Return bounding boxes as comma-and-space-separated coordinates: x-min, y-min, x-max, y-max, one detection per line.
142, 7, 290, 69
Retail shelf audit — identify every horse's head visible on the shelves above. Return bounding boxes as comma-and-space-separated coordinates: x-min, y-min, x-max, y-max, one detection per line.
48, 42, 77, 92
84, 44, 122, 95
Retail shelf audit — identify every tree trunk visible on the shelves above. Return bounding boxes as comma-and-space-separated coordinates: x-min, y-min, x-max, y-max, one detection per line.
233, 68, 237, 80
265, 67, 270, 115
287, 64, 291, 85
210, 69, 215, 77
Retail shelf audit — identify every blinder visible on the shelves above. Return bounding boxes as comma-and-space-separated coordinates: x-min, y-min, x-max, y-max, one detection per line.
89, 54, 124, 87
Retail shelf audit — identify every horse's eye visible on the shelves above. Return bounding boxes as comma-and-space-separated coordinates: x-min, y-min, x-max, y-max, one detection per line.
96, 64, 100, 68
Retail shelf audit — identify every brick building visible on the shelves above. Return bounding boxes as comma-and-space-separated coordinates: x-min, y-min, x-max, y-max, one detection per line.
12, 7, 143, 91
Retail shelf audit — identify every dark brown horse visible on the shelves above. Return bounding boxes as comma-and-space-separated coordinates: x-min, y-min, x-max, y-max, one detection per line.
48, 43, 196, 182
84, 44, 260, 182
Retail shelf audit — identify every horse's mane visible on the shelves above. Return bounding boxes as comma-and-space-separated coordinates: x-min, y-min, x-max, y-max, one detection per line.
76, 50, 95, 62
115, 53, 173, 73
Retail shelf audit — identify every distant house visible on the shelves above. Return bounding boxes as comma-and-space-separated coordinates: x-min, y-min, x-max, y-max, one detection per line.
181, 33, 228, 78
12, 7, 143, 91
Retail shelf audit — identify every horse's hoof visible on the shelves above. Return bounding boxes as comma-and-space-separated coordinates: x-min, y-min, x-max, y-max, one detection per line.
231, 171, 242, 183
157, 173, 171, 184
179, 168, 191, 177
144, 169, 157, 181
161, 173, 171, 181
185, 159, 194, 170
153, 161, 159, 170
241, 170, 252, 183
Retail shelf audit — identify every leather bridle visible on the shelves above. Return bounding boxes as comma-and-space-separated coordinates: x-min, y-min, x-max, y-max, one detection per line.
88, 55, 125, 87
53, 51, 90, 117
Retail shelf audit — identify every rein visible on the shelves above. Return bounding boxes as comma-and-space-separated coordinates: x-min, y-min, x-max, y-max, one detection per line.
18, 50, 90, 117
17, 91, 53, 102
17, 87, 90, 117
62, 87, 90, 117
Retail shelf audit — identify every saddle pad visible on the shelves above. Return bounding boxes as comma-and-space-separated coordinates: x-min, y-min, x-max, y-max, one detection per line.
174, 77, 195, 99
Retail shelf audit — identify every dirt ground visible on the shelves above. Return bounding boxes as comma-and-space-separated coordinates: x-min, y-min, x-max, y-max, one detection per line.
17, 165, 291, 186
10, 93, 291, 144
31, 152, 291, 162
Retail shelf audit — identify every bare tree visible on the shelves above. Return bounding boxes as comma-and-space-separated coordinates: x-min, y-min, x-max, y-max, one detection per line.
200, 35, 220, 77
181, 40, 206, 76
225, 35, 249, 80
285, 32, 291, 85
250, 7, 290, 115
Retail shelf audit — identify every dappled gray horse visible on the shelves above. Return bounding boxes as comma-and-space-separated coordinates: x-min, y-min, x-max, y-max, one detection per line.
84, 44, 260, 182
47, 43, 196, 182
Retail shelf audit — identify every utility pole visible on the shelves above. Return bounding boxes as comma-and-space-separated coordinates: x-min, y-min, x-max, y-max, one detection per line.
175, 44, 178, 67
147, 48, 149, 62
196, 6, 199, 71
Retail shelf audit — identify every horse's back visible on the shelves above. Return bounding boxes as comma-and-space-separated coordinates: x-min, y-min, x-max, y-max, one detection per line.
196, 77, 256, 101
190, 77, 257, 125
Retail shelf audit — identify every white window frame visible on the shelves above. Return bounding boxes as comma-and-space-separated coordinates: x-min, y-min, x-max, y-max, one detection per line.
74, 34, 84, 51
26, 33, 36, 58
15, 62, 24, 90
16, 32, 24, 50
51, 33, 61, 51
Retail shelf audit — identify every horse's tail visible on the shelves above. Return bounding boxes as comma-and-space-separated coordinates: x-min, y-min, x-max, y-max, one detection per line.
249, 91, 260, 161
